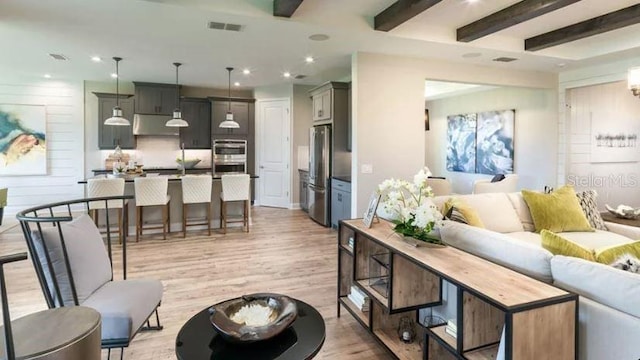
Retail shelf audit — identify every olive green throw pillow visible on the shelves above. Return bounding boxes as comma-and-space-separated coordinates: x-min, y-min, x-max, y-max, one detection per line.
522, 185, 593, 233
541, 230, 596, 261
595, 241, 640, 264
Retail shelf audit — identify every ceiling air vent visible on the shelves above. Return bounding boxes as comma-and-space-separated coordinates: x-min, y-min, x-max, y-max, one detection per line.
294, 75, 307, 80
207, 21, 243, 32
48, 53, 69, 61
493, 57, 518, 63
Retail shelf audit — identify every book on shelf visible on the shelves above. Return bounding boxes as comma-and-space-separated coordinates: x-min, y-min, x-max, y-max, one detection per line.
347, 293, 369, 312
445, 319, 457, 338
350, 286, 368, 301
347, 237, 354, 248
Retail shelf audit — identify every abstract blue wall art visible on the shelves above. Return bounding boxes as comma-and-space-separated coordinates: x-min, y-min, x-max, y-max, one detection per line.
475, 109, 515, 175
446, 113, 477, 173
0, 104, 47, 175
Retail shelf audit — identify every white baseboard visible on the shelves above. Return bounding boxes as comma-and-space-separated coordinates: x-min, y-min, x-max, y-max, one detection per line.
290, 203, 301, 210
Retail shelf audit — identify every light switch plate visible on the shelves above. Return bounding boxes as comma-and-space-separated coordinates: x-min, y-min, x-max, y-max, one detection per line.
361, 164, 373, 174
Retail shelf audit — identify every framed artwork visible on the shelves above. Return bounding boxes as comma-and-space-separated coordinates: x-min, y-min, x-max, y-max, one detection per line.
590, 111, 640, 163
0, 104, 47, 175
446, 113, 477, 173
475, 109, 515, 174
363, 193, 381, 228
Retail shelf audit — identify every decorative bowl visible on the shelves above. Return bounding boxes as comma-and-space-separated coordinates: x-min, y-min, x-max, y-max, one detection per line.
605, 204, 640, 219
208, 293, 297, 344
176, 158, 201, 170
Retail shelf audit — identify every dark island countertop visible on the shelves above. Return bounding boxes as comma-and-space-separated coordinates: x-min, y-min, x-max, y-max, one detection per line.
332, 175, 351, 183
92, 167, 212, 174
78, 174, 258, 184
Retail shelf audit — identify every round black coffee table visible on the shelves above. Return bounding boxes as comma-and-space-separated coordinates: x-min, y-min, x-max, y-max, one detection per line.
175, 298, 325, 360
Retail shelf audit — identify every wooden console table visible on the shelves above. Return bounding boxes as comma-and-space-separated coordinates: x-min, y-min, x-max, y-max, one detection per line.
600, 212, 640, 227
337, 219, 577, 360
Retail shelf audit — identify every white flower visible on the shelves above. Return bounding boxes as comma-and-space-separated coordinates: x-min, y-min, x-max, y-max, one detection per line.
413, 167, 432, 187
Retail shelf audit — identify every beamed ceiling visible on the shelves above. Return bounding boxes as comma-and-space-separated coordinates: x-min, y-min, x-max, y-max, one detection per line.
1, 0, 639, 87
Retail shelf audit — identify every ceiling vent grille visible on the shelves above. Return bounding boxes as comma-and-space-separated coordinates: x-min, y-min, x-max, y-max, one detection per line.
208, 21, 243, 32
294, 74, 307, 80
493, 57, 518, 63
48, 53, 69, 61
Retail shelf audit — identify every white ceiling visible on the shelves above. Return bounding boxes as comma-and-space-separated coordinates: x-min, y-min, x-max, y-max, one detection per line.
1, 0, 639, 88
424, 80, 497, 100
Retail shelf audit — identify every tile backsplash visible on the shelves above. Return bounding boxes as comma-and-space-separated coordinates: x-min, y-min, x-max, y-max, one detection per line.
99, 137, 212, 168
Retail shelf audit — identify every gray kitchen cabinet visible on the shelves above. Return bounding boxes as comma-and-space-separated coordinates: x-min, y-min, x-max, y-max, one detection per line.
95, 93, 135, 149
179, 98, 211, 149
133, 82, 178, 115
210, 97, 253, 136
331, 178, 351, 229
312, 89, 331, 122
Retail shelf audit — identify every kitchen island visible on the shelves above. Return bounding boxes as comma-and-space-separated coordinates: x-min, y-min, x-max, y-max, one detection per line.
79, 173, 258, 238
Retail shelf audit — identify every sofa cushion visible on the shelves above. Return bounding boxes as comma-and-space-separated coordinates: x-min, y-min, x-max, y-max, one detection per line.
440, 221, 553, 282
551, 255, 640, 319
576, 190, 607, 231
522, 185, 593, 233
595, 241, 640, 265
439, 193, 524, 233
557, 230, 634, 251
81, 279, 163, 341
541, 230, 596, 261
506, 193, 535, 232
32, 214, 113, 306
504, 231, 542, 247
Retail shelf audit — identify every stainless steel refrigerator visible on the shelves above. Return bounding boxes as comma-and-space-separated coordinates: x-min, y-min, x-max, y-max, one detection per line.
308, 125, 331, 226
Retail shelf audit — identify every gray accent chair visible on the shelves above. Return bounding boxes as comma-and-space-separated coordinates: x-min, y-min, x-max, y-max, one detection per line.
16, 196, 163, 359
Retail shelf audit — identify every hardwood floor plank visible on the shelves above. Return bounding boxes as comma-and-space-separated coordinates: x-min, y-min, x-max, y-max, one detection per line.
0, 207, 390, 359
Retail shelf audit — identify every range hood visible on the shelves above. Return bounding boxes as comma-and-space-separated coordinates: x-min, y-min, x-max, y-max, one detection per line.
132, 114, 180, 136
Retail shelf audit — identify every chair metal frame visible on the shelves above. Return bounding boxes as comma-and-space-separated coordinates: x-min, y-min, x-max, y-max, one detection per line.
15, 196, 163, 359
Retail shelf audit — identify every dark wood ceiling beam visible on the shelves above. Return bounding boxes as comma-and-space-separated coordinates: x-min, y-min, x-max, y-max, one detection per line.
273, 0, 304, 18
525, 3, 640, 51
374, 0, 442, 32
457, 0, 581, 42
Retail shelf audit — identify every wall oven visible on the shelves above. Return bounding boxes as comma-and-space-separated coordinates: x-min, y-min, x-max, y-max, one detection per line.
212, 139, 247, 175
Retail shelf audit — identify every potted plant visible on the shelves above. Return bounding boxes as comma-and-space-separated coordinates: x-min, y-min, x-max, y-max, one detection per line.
377, 167, 444, 245
0, 188, 6, 226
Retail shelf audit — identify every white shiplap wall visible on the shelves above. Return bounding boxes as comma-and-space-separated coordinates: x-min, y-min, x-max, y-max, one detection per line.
565, 80, 640, 208
0, 80, 84, 216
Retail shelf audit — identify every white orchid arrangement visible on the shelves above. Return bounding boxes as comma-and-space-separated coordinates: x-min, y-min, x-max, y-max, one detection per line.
377, 167, 443, 244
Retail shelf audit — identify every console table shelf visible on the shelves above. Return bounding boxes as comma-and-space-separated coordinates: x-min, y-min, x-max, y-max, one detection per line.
337, 219, 578, 360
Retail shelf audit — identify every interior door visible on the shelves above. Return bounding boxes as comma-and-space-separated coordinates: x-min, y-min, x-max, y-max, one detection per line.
258, 99, 290, 208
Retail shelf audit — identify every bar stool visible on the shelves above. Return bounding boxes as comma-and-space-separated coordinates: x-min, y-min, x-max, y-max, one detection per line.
134, 176, 170, 241
220, 174, 251, 234
181, 175, 213, 237
87, 177, 126, 244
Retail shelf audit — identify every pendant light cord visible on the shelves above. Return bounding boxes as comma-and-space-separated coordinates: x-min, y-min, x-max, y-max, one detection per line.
115, 58, 119, 107
227, 68, 231, 112
174, 63, 181, 108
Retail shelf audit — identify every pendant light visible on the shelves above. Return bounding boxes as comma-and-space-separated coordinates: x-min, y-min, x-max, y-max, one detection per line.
166, 62, 189, 127
219, 67, 240, 129
104, 57, 130, 126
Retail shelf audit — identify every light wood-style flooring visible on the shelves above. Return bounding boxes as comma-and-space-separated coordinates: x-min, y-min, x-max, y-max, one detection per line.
0, 207, 390, 359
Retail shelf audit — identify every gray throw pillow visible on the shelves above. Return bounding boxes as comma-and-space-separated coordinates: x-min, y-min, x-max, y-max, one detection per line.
576, 190, 607, 231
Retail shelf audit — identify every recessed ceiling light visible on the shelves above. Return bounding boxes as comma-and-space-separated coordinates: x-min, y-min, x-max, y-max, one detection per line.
234, 82, 240, 86
309, 34, 329, 41
44, 74, 51, 79
462, 52, 482, 58
91, 56, 102, 62
305, 56, 315, 63
283, 72, 291, 78
242, 69, 251, 75
557, 63, 567, 68
111, 73, 118, 78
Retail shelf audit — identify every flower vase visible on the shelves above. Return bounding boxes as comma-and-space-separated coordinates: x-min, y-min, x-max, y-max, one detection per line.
401, 235, 446, 248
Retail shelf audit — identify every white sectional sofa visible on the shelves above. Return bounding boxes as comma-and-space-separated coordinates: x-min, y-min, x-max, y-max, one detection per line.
432, 192, 640, 360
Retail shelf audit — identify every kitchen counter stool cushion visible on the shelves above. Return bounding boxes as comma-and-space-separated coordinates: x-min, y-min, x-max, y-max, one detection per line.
220, 174, 251, 234
181, 175, 213, 237
134, 177, 171, 241
87, 177, 127, 245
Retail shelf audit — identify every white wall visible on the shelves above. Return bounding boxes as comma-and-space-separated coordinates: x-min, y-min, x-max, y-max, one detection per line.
351, 52, 557, 216
0, 79, 84, 216
425, 87, 558, 194
565, 80, 640, 208
292, 85, 314, 206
